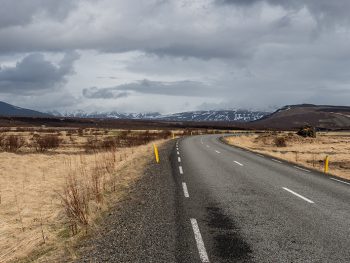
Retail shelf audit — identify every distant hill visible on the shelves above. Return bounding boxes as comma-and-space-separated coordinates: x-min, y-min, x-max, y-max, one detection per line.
53, 109, 269, 122
0, 101, 50, 118
252, 104, 350, 130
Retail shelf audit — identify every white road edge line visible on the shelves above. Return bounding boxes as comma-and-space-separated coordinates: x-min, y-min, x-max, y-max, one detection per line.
179, 166, 184, 174
294, 166, 310, 173
206, 145, 210, 148
178, 157, 181, 163
282, 187, 314, 204
257, 154, 265, 158
215, 150, 221, 154
190, 218, 210, 263
234, 161, 243, 166
177, 151, 180, 155
272, 159, 282, 163
330, 178, 350, 186
182, 182, 189, 198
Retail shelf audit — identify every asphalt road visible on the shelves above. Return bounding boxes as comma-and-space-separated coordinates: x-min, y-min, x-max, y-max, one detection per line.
175, 135, 350, 263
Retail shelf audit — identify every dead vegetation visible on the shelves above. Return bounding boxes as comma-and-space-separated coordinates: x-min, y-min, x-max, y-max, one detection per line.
0, 127, 172, 263
224, 131, 350, 180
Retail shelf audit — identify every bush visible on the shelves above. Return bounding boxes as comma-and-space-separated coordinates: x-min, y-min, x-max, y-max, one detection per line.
33, 134, 61, 152
274, 137, 287, 147
84, 137, 101, 153
297, 125, 316, 138
0, 135, 26, 152
101, 137, 117, 151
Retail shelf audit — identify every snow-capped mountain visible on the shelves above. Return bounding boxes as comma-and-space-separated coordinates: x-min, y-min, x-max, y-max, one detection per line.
51, 110, 269, 122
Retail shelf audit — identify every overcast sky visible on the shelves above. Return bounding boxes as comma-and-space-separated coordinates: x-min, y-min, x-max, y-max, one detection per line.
0, 0, 350, 113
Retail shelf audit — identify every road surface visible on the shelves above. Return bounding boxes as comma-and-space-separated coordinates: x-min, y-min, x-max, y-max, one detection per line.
175, 135, 350, 262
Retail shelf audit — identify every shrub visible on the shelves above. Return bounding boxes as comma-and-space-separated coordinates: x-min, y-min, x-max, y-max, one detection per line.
297, 125, 316, 138
84, 137, 101, 153
274, 137, 287, 147
101, 137, 117, 151
33, 134, 61, 152
0, 135, 26, 152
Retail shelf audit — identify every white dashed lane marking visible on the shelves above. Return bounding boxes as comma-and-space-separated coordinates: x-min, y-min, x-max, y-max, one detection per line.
294, 166, 310, 173
234, 161, 243, 166
182, 182, 189, 198
272, 159, 282, 163
330, 178, 350, 186
179, 166, 183, 174
282, 187, 314, 204
190, 218, 210, 262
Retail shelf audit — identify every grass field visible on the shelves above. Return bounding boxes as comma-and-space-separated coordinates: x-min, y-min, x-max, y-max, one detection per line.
0, 128, 170, 262
224, 132, 350, 180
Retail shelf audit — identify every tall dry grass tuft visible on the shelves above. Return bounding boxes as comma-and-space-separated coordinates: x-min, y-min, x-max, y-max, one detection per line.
58, 149, 120, 235
59, 171, 89, 235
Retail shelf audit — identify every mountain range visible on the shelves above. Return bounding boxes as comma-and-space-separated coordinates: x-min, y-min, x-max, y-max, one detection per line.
1, 101, 350, 130
50, 109, 269, 122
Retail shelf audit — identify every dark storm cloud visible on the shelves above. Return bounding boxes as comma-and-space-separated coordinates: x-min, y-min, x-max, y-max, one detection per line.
0, 51, 80, 94
83, 79, 214, 99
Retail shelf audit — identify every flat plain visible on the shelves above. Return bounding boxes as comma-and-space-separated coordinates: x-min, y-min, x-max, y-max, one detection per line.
224, 132, 350, 180
0, 128, 170, 262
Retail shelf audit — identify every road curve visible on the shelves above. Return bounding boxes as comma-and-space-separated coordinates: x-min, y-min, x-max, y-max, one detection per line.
174, 135, 350, 263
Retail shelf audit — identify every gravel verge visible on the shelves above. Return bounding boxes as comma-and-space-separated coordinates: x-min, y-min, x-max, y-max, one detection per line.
75, 140, 176, 263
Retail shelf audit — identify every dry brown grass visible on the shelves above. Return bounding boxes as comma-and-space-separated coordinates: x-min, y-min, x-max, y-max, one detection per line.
224, 132, 350, 180
0, 128, 170, 263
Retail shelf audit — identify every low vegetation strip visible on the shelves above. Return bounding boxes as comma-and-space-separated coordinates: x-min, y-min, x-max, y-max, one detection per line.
223, 132, 350, 180
0, 128, 171, 263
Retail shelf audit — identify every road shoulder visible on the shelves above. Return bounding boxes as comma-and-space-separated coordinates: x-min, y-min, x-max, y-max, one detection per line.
74, 140, 177, 263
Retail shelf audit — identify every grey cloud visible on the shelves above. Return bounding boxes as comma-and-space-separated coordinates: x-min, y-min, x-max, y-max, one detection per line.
0, 51, 80, 94
217, 0, 350, 26
83, 87, 130, 99
0, 0, 77, 28
83, 79, 215, 99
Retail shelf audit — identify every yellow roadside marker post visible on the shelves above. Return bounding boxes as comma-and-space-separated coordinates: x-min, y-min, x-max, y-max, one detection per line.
153, 143, 160, 163
324, 156, 329, 173
172, 132, 175, 139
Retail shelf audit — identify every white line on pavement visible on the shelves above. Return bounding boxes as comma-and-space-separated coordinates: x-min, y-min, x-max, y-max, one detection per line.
206, 145, 210, 148
182, 182, 189, 197
330, 178, 350, 186
294, 166, 310, 173
179, 166, 183, 174
234, 161, 243, 166
257, 154, 265, 158
282, 187, 314, 204
272, 159, 282, 163
178, 157, 181, 163
177, 151, 180, 155
215, 150, 221, 154
190, 218, 210, 263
